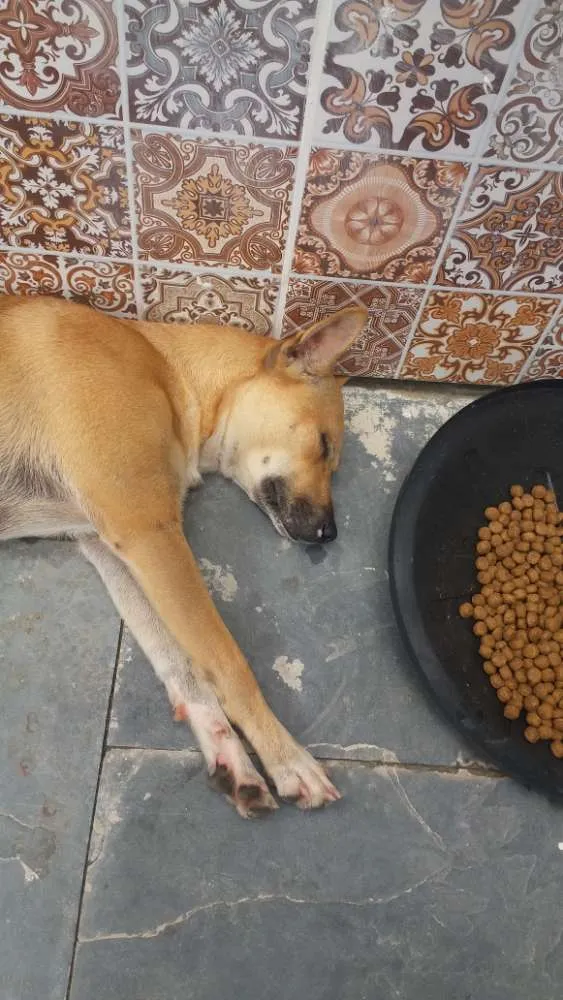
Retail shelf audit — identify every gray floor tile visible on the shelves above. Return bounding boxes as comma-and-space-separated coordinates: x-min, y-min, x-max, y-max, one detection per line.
0, 541, 120, 1000
71, 749, 563, 1000
110, 386, 482, 767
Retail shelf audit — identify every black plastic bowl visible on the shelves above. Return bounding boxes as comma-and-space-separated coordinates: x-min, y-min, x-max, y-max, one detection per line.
389, 379, 563, 798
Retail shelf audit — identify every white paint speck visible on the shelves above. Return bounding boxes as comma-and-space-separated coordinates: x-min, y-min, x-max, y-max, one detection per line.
255, 606, 263, 613
199, 559, 238, 602
558, 842, 563, 851
273, 655, 304, 692
143, 793, 151, 801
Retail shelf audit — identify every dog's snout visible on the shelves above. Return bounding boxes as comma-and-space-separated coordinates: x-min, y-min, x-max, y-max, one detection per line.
316, 514, 337, 543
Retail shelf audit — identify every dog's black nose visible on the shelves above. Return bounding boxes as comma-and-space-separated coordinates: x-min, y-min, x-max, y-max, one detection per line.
318, 516, 337, 543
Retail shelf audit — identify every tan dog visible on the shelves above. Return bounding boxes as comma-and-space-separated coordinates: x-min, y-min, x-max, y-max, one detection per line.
0, 295, 367, 817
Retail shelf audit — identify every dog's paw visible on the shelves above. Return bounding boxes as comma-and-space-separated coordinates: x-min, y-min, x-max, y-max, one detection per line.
269, 749, 341, 810
209, 762, 278, 819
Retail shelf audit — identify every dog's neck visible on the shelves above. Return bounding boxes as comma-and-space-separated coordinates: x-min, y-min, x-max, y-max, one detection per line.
137, 318, 271, 458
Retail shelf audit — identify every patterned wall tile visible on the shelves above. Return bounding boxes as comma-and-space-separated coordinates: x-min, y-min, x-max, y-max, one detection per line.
0, 0, 121, 118
0, 250, 63, 296
294, 148, 467, 282
133, 132, 295, 271
401, 291, 560, 384
438, 166, 563, 293
523, 313, 563, 380
284, 278, 424, 377
0, 116, 131, 256
485, 0, 563, 165
65, 260, 137, 317
126, 0, 316, 139
141, 266, 278, 335
319, 0, 523, 153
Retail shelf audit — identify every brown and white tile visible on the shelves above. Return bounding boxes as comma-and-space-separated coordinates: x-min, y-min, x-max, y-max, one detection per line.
319, 0, 524, 153
133, 132, 295, 270
0, 0, 121, 118
523, 312, 563, 380
126, 0, 316, 138
486, 0, 563, 165
65, 260, 137, 317
0, 250, 63, 297
0, 116, 131, 256
401, 291, 560, 385
438, 166, 563, 293
294, 148, 467, 282
141, 266, 279, 335
284, 277, 423, 377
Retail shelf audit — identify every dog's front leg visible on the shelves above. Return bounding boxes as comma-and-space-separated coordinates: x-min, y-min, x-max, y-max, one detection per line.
90, 509, 339, 810
80, 538, 278, 817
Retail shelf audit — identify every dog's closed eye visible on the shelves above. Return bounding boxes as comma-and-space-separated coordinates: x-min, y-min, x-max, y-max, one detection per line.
320, 432, 330, 461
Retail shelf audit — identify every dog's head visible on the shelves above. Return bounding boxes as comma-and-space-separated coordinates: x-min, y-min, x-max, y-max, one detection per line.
218, 307, 368, 544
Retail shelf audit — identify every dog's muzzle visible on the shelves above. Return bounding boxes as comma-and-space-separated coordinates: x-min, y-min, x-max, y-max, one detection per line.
258, 477, 337, 544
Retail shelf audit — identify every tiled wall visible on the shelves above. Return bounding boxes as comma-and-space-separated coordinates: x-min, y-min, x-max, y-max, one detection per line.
0, 0, 562, 385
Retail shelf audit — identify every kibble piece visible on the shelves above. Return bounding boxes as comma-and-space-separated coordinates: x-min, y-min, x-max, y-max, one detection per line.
550, 741, 563, 758
504, 703, 521, 720
538, 723, 554, 740
538, 703, 554, 720
525, 726, 540, 743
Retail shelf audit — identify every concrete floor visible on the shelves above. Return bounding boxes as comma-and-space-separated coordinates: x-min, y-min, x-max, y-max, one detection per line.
2, 384, 563, 1000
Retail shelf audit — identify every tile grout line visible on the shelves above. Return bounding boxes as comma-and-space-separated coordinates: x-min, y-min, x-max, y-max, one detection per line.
105, 744, 504, 779
271, 0, 334, 338
64, 621, 124, 1000
3, 95, 563, 174
2, 99, 563, 172
287, 269, 563, 300
115, 3, 145, 319
516, 298, 563, 382
393, 159, 482, 377
0, 103, 297, 151
394, 0, 543, 380
310, 134, 563, 175
1, 239, 561, 302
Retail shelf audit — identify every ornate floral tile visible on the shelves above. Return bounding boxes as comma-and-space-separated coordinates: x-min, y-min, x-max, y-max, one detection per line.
401, 291, 560, 385
284, 278, 424, 377
294, 148, 467, 282
126, 0, 316, 138
318, 0, 524, 153
523, 313, 563, 380
438, 166, 563, 293
0, 250, 63, 296
133, 132, 295, 270
0, 0, 121, 118
141, 266, 279, 335
485, 0, 563, 165
0, 116, 131, 256
65, 260, 137, 317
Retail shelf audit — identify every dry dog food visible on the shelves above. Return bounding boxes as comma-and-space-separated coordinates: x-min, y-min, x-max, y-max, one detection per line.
459, 484, 563, 759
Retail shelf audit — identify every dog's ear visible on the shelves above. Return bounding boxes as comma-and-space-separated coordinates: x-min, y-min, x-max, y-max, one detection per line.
266, 307, 368, 377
